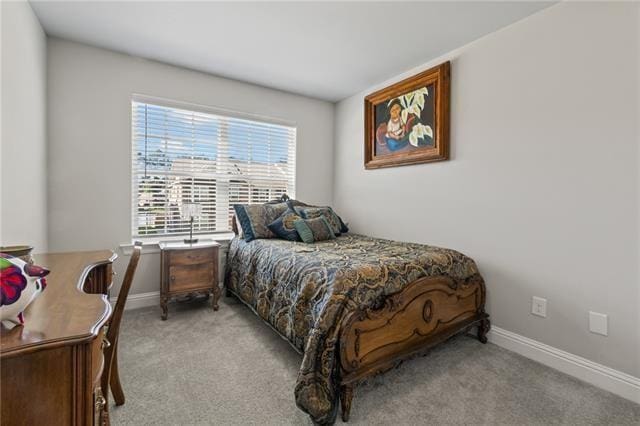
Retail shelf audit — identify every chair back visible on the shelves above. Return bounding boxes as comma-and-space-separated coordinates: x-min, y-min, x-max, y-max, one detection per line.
106, 241, 142, 345
102, 241, 142, 405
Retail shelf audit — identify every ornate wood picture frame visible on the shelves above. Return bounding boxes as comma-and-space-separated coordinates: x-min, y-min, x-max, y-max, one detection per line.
364, 61, 450, 169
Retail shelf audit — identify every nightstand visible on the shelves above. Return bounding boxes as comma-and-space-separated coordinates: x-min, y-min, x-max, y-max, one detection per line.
159, 240, 221, 320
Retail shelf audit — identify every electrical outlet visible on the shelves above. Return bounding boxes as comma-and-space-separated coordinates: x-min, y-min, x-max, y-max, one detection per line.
531, 296, 547, 318
589, 311, 608, 336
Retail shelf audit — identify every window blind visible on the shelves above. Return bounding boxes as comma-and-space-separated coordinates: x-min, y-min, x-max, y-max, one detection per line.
131, 99, 296, 237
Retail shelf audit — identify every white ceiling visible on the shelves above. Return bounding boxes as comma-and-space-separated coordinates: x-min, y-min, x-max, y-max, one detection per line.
30, 1, 554, 102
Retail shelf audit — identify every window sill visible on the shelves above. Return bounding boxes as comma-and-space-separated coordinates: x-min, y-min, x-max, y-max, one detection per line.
119, 232, 235, 255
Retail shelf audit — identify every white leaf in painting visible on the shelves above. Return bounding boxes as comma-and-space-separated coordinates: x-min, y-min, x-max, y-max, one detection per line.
409, 131, 418, 147
410, 104, 421, 118
413, 124, 424, 138
424, 125, 433, 138
401, 108, 409, 124
408, 123, 434, 147
415, 93, 425, 110
404, 92, 414, 105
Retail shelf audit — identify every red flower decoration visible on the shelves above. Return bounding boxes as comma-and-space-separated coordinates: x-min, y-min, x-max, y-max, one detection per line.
0, 264, 27, 306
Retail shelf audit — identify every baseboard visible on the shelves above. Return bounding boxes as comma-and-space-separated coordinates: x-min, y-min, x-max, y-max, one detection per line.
110, 291, 159, 311
488, 326, 640, 404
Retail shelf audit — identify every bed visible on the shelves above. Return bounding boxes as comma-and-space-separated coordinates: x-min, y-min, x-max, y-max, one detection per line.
224, 232, 489, 424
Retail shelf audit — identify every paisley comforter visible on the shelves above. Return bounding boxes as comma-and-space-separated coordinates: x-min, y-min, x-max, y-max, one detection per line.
225, 234, 481, 424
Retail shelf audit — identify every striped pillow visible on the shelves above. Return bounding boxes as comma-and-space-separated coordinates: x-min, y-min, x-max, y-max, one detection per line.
293, 217, 336, 243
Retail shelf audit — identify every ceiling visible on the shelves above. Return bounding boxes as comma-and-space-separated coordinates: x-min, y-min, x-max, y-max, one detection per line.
30, 1, 554, 102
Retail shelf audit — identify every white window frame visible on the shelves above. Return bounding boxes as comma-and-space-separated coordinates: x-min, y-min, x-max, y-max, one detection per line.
130, 94, 297, 241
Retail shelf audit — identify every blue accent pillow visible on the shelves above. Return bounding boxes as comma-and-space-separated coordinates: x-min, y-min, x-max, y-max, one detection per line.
267, 208, 303, 241
233, 202, 289, 242
294, 217, 336, 243
292, 206, 348, 236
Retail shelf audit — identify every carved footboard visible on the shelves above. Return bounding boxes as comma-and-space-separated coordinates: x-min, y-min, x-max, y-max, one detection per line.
337, 275, 489, 421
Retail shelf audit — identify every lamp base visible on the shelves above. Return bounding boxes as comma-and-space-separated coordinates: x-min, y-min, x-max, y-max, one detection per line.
183, 238, 199, 244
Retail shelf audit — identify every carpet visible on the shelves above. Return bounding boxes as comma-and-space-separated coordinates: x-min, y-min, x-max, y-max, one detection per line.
109, 297, 640, 425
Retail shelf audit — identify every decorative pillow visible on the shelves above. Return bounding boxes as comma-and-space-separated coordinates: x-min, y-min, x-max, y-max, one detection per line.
267, 208, 303, 241
233, 202, 289, 242
0, 254, 50, 325
294, 217, 336, 244
231, 214, 244, 239
293, 205, 348, 235
266, 194, 309, 207
288, 198, 311, 208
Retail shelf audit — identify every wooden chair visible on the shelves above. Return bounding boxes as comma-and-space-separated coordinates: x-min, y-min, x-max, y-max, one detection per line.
102, 241, 142, 410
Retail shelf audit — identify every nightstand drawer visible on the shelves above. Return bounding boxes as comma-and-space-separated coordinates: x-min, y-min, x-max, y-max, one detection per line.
170, 248, 215, 266
169, 263, 214, 292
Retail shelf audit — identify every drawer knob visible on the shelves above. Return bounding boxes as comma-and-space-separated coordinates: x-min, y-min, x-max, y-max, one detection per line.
170, 276, 175, 281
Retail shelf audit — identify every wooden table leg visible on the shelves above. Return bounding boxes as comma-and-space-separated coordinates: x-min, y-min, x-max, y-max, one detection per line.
110, 341, 125, 406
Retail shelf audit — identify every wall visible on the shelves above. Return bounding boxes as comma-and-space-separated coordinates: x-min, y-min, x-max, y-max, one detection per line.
333, 2, 639, 377
0, 1, 48, 252
47, 39, 334, 295
637, 1, 640, 384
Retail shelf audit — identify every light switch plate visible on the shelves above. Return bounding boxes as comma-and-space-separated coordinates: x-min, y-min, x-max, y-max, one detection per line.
589, 311, 608, 336
532, 296, 547, 318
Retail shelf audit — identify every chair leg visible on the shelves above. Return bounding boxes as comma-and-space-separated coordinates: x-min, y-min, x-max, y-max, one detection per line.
340, 384, 354, 422
110, 342, 125, 406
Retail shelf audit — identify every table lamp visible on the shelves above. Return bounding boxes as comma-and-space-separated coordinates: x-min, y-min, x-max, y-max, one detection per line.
180, 202, 202, 244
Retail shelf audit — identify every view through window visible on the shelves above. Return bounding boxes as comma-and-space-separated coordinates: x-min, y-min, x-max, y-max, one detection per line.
131, 99, 296, 237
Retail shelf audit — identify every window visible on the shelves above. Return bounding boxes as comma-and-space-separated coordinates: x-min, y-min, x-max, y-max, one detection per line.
131, 98, 296, 237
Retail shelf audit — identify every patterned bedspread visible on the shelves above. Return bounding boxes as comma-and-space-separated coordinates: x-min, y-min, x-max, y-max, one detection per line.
225, 233, 481, 424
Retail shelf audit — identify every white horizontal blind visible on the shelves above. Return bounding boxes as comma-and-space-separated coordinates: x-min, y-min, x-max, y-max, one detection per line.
131, 100, 296, 237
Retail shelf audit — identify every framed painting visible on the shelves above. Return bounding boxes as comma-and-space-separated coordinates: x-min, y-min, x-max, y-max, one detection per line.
364, 61, 450, 169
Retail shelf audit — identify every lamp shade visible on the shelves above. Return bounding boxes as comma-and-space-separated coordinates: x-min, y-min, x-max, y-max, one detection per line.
180, 202, 202, 220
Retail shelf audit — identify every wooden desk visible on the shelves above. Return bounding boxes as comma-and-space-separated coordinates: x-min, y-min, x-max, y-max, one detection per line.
1, 251, 116, 426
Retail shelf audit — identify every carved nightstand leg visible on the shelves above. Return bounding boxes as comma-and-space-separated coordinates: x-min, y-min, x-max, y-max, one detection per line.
212, 285, 221, 311
340, 384, 354, 422
161, 297, 168, 321
477, 318, 491, 344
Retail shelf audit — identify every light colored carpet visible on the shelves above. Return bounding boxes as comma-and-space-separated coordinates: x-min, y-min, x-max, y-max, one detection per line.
110, 297, 640, 425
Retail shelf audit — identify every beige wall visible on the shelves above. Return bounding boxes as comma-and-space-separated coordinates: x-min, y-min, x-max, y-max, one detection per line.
1, 1, 48, 252
333, 2, 639, 377
46, 39, 335, 295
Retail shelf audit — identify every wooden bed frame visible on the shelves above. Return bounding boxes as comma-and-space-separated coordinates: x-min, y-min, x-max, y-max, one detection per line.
225, 271, 489, 422
336, 274, 489, 422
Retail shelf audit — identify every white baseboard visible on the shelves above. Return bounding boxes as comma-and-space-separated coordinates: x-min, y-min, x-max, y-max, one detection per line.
488, 326, 640, 404
112, 293, 640, 405
110, 291, 159, 311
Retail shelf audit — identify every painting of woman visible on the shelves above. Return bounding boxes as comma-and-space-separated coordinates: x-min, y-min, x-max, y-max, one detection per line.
374, 85, 435, 156
364, 61, 450, 169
